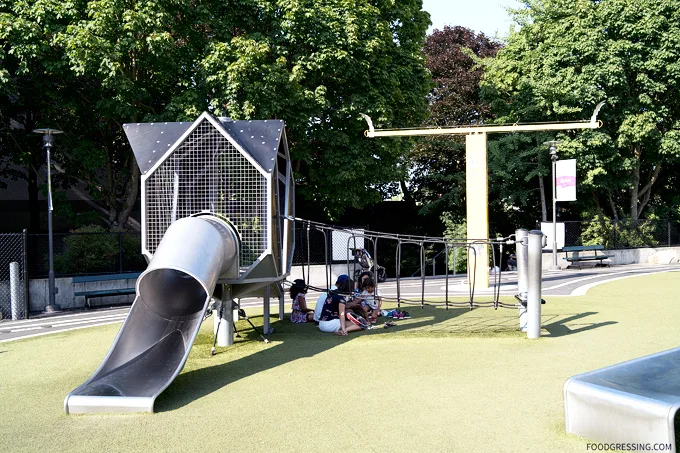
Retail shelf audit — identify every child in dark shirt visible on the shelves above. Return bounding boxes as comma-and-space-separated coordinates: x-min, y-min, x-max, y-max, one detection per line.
318, 275, 362, 336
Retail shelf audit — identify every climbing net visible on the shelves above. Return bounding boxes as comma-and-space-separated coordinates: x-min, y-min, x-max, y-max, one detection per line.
286, 219, 520, 311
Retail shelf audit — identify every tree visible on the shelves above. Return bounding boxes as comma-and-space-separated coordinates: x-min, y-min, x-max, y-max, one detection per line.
199, 0, 432, 218
482, 0, 680, 223
408, 26, 500, 218
2, 0, 432, 229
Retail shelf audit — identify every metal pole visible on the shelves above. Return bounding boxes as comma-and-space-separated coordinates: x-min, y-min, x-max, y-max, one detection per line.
544, 141, 560, 271
47, 142, 56, 309
444, 244, 449, 310
23, 229, 30, 318
215, 285, 234, 347
33, 128, 63, 313
516, 229, 529, 297
516, 229, 529, 332
527, 230, 544, 339
263, 284, 271, 335
10, 262, 22, 319
552, 157, 557, 268
420, 242, 425, 309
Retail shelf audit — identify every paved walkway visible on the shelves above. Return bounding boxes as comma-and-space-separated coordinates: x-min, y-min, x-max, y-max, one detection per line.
2, 263, 677, 343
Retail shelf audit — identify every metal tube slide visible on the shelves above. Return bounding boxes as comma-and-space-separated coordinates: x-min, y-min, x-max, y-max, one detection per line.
64, 216, 238, 414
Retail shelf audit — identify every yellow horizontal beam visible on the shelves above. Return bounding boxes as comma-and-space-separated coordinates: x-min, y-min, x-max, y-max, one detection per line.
365, 120, 599, 137
360, 101, 605, 138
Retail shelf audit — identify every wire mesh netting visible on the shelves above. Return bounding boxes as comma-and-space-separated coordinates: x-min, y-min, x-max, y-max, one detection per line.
144, 118, 268, 271
0, 232, 26, 320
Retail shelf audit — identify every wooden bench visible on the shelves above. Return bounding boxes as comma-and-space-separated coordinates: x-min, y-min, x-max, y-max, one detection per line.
562, 245, 613, 268
73, 272, 141, 308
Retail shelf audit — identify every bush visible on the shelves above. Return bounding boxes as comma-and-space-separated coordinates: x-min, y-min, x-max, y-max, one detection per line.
581, 215, 659, 249
54, 225, 145, 275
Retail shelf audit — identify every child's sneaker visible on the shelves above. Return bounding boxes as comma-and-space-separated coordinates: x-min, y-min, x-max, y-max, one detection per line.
402, 311, 411, 319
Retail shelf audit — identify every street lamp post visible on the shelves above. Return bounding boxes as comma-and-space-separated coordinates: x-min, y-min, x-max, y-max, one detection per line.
544, 140, 560, 271
33, 128, 64, 313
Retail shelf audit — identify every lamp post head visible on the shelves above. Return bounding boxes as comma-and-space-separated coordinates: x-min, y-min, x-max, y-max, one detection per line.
33, 128, 64, 147
543, 140, 560, 161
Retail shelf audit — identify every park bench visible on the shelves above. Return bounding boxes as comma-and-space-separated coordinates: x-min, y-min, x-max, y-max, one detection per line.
73, 272, 141, 308
562, 245, 613, 268
564, 347, 680, 450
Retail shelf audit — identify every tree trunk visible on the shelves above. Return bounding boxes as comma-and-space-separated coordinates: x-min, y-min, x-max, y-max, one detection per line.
116, 155, 139, 231
538, 175, 547, 222
630, 145, 640, 222
400, 180, 414, 205
636, 163, 661, 219
608, 191, 619, 221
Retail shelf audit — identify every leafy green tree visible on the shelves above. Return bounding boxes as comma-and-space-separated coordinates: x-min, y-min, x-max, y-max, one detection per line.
2, 0, 432, 228
199, 0, 432, 217
482, 0, 680, 223
408, 26, 500, 219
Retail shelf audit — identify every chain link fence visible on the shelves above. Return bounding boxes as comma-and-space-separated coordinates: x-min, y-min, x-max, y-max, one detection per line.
27, 232, 147, 278
0, 231, 28, 320
563, 219, 680, 249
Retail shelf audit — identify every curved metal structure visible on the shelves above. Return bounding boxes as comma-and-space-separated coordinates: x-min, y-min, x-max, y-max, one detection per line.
65, 112, 295, 414
64, 215, 239, 414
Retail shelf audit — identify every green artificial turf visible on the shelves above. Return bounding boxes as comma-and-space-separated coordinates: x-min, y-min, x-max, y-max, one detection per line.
1, 271, 679, 452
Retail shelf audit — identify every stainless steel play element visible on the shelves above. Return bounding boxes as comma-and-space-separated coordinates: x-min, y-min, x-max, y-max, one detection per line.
515, 228, 529, 331
527, 230, 543, 339
361, 102, 605, 290
564, 347, 680, 451
66, 112, 294, 414
124, 112, 294, 288
65, 216, 239, 413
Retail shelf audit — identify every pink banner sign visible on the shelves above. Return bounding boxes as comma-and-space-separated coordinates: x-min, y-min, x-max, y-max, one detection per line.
556, 176, 576, 188
555, 159, 577, 201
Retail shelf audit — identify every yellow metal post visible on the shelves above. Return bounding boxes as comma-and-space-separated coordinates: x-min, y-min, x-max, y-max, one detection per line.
465, 133, 489, 289
360, 102, 604, 291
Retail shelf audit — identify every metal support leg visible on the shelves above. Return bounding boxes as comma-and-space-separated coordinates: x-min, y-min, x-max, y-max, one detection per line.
277, 283, 284, 321
214, 285, 234, 347
263, 285, 271, 335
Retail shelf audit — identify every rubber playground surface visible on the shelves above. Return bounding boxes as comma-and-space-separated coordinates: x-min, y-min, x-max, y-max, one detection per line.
1, 271, 679, 452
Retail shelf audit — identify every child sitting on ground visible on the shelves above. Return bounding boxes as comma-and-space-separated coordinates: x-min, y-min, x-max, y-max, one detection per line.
356, 277, 381, 323
289, 279, 313, 323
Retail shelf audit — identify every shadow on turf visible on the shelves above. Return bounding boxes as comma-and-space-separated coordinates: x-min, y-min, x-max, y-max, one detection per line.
156, 306, 615, 411
155, 307, 470, 412
543, 312, 617, 338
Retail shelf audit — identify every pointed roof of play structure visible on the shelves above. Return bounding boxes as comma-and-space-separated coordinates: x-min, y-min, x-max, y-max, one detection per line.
123, 112, 286, 175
